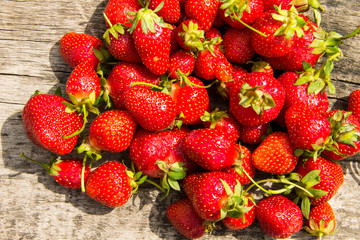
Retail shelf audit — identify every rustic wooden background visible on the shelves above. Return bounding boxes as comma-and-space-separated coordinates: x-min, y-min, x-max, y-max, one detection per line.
0, 0, 359, 239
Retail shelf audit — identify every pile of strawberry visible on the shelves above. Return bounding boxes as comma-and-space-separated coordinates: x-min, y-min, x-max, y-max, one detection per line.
21, 0, 360, 239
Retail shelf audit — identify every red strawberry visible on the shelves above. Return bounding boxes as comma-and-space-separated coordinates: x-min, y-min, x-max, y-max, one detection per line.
229, 72, 285, 127
166, 198, 213, 239
103, 0, 142, 28
201, 109, 241, 143
78, 110, 137, 159
183, 128, 239, 171
285, 104, 331, 156
64, 61, 102, 124
263, 0, 323, 12
195, 43, 232, 82
217, 64, 248, 100
168, 49, 196, 79
170, 76, 210, 125
256, 195, 303, 239
185, 0, 220, 31
218, 0, 264, 30
263, 0, 293, 11
22, 92, 83, 155
183, 171, 245, 221
239, 123, 271, 145
129, 127, 197, 196
304, 202, 336, 238
104, 30, 142, 63
295, 156, 344, 206
85, 161, 144, 208
223, 145, 255, 185
59, 32, 104, 69
105, 62, 160, 109
251, 6, 308, 58
275, 71, 329, 127
322, 110, 360, 161
252, 132, 299, 175
174, 19, 205, 52
129, 7, 172, 75
149, 0, 181, 23
204, 27, 223, 46
20, 153, 90, 189
265, 20, 321, 72
348, 89, 360, 122
223, 28, 255, 65
222, 195, 255, 230
125, 86, 178, 131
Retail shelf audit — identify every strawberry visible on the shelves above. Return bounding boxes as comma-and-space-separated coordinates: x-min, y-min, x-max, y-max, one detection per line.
78, 110, 137, 159
125, 86, 178, 131
170, 75, 210, 125
285, 103, 331, 158
304, 202, 336, 238
239, 123, 271, 145
229, 72, 285, 127
22, 92, 83, 155
216, 64, 248, 100
59, 32, 104, 69
166, 198, 213, 239
263, 0, 293, 11
204, 27, 223, 45
252, 132, 299, 175
183, 171, 247, 221
195, 42, 232, 82
103, 0, 142, 28
223, 28, 255, 65
64, 61, 102, 127
129, 6, 172, 75
218, 0, 264, 30
185, 0, 220, 31
275, 71, 329, 127
85, 161, 145, 208
265, 20, 322, 72
322, 110, 360, 161
201, 109, 241, 143
256, 195, 303, 239
222, 195, 255, 230
223, 145, 255, 185
105, 62, 160, 109
295, 156, 344, 206
20, 153, 90, 189
263, 0, 324, 13
148, 0, 181, 23
249, 60, 274, 76
348, 89, 360, 122
104, 30, 142, 63
129, 127, 197, 196
174, 19, 205, 52
168, 49, 196, 79
182, 128, 239, 171
251, 5, 309, 58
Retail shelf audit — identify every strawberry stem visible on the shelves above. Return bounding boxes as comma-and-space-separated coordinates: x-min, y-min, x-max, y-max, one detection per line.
81, 154, 88, 193
62, 105, 88, 139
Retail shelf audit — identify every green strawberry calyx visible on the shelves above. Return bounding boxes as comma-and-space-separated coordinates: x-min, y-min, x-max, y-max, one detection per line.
304, 217, 336, 238
248, 60, 272, 74
103, 13, 126, 45
238, 82, 276, 116
200, 109, 229, 129
128, 1, 172, 35
156, 161, 187, 199
219, 179, 255, 221
20, 153, 62, 177
125, 162, 148, 194
272, 5, 308, 39
179, 20, 205, 52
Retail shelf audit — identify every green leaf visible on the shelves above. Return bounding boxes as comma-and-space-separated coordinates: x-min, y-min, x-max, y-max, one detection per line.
301, 196, 311, 219
168, 178, 181, 191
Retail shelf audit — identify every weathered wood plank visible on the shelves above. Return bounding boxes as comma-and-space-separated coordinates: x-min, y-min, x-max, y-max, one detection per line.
0, 0, 360, 239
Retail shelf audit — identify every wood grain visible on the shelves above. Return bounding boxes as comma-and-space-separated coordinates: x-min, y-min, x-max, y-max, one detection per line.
0, 0, 360, 239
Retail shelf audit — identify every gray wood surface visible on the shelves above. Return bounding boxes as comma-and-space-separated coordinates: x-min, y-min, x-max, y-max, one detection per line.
0, 0, 359, 239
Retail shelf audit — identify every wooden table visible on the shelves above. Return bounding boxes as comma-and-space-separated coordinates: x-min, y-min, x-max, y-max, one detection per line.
1, 0, 359, 239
